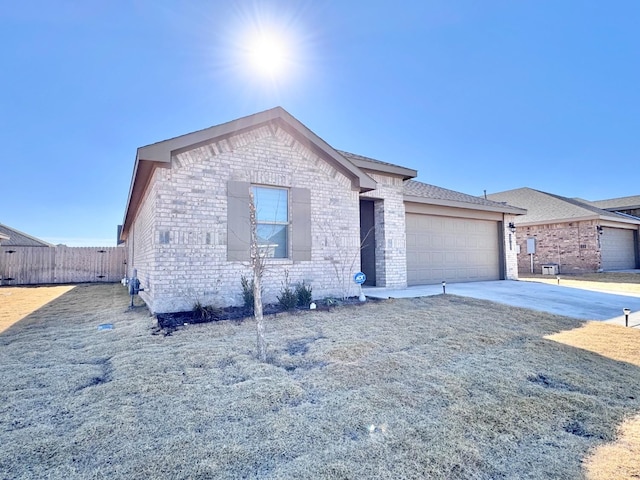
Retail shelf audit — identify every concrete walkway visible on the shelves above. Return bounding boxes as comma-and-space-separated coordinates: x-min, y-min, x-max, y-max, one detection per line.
363, 280, 640, 327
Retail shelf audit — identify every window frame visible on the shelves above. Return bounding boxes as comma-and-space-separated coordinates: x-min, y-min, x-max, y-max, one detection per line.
252, 185, 290, 259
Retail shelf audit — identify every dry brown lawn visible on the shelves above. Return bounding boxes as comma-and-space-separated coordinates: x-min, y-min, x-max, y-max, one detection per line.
548, 323, 640, 479
520, 272, 640, 295
0, 285, 75, 333
1, 283, 640, 479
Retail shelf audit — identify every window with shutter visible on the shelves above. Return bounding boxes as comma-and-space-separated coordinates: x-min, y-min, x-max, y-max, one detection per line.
227, 181, 311, 262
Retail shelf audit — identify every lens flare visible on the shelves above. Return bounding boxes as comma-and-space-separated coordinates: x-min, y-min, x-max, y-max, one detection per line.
247, 32, 289, 77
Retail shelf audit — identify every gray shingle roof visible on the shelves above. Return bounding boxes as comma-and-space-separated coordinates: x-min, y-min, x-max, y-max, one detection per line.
486, 188, 640, 225
338, 150, 417, 180
588, 195, 640, 210
0, 223, 53, 247
404, 180, 525, 213
338, 150, 405, 170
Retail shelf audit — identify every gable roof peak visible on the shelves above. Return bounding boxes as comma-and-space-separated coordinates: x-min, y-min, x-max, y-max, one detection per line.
122, 108, 379, 238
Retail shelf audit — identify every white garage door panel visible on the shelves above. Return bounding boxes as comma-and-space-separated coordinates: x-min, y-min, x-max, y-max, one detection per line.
406, 213, 500, 285
601, 228, 636, 271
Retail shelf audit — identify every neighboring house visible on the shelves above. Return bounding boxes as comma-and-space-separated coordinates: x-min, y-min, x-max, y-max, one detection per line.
121, 107, 525, 313
0, 223, 53, 247
487, 188, 640, 274
587, 195, 640, 218
0, 223, 53, 285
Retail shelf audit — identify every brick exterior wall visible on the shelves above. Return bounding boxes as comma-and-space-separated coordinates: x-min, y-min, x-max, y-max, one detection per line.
127, 125, 362, 313
516, 220, 600, 274
128, 172, 159, 309
360, 172, 408, 288
503, 214, 519, 280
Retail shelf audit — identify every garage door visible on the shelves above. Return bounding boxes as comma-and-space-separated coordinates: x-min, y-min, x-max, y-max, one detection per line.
406, 213, 501, 285
601, 227, 637, 271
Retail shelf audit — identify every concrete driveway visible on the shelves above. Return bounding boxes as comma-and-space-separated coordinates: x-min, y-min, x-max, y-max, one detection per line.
364, 280, 640, 327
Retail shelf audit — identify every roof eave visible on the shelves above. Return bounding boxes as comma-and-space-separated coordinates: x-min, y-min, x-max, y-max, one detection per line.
350, 158, 417, 180
120, 157, 169, 240
600, 214, 640, 226
515, 213, 640, 227
604, 205, 640, 211
404, 195, 527, 214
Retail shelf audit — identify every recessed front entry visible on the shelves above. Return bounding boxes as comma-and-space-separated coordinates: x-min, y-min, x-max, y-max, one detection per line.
359, 200, 376, 286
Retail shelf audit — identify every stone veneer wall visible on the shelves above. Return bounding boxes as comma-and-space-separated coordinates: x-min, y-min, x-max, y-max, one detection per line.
516, 220, 600, 274
360, 172, 408, 288
128, 124, 362, 313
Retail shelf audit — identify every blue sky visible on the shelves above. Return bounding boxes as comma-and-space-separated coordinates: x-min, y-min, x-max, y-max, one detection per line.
2, 1, 638, 246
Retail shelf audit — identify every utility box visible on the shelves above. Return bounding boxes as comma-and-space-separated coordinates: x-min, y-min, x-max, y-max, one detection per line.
526, 238, 536, 254
542, 264, 559, 275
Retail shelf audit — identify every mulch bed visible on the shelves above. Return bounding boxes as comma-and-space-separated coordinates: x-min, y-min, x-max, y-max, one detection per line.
155, 297, 376, 331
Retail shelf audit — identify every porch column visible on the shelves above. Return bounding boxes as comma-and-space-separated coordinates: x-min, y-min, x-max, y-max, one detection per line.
374, 197, 408, 288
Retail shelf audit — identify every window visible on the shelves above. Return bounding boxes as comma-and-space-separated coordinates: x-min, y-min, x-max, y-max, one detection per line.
159, 230, 170, 244
252, 186, 289, 258
227, 181, 310, 262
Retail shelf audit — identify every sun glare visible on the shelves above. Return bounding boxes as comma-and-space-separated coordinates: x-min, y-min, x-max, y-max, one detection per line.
246, 31, 289, 77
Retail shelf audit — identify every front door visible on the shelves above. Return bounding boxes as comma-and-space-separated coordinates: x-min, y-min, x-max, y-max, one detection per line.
359, 200, 376, 286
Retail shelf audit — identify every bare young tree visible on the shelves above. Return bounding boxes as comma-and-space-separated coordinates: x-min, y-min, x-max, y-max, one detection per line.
248, 189, 267, 362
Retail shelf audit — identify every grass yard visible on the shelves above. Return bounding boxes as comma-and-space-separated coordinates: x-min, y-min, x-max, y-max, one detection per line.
0, 285, 75, 334
1, 283, 640, 478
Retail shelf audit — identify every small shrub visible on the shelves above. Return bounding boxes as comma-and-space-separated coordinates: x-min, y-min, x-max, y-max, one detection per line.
295, 281, 313, 308
193, 300, 207, 319
324, 297, 340, 308
278, 287, 297, 311
240, 275, 255, 311
278, 270, 298, 311
192, 301, 221, 323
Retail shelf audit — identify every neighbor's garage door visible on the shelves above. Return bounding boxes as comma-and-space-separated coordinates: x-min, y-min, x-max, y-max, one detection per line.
406, 213, 501, 285
601, 227, 637, 271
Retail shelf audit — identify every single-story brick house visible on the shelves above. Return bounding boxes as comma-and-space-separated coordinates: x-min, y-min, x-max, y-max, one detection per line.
487, 188, 640, 274
120, 107, 525, 313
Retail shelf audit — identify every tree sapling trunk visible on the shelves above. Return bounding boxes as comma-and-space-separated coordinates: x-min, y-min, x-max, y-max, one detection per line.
249, 189, 267, 362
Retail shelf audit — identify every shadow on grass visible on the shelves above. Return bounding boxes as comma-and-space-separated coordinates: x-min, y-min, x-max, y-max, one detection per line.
0, 283, 133, 337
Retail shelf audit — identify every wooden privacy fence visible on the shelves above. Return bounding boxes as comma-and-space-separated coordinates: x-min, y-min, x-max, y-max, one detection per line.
0, 246, 127, 285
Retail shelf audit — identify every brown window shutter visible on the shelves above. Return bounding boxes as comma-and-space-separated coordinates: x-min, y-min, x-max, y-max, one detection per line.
291, 187, 311, 261
227, 181, 251, 261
